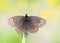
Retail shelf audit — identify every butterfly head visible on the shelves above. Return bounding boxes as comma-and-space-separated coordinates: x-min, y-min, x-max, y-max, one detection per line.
25, 14, 28, 17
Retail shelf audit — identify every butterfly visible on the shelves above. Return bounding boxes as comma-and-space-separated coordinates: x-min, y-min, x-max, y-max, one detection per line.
8, 14, 46, 37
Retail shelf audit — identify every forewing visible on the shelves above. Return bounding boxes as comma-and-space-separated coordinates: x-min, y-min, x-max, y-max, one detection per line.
8, 16, 24, 27
28, 16, 46, 33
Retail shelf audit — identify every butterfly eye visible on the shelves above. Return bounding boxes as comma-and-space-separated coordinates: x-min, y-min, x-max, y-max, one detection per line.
9, 18, 15, 25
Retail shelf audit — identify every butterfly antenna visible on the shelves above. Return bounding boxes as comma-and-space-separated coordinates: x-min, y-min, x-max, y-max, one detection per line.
19, 9, 26, 15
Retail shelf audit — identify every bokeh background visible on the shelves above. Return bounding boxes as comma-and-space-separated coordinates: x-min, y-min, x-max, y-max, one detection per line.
0, 0, 60, 43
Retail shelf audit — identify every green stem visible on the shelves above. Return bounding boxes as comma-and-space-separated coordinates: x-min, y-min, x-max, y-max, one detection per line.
22, 34, 26, 43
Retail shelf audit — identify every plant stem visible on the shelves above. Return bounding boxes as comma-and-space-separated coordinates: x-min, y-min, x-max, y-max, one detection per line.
22, 34, 26, 43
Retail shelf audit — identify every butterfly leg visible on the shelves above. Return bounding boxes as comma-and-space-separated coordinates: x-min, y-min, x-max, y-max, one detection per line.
24, 32, 28, 38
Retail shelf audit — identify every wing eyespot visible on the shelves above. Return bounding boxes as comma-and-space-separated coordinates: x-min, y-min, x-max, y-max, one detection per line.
28, 28, 38, 33
9, 18, 15, 25
38, 19, 44, 26
16, 28, 25, 34
40, 19, 44, 24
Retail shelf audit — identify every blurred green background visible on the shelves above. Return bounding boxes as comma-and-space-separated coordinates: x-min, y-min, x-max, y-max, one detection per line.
0, 0, 60, 43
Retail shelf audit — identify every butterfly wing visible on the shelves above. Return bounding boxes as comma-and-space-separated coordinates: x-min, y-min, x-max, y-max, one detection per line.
28, 16, 46, 33
8, 16, 26, 34
8, 16, 24, 27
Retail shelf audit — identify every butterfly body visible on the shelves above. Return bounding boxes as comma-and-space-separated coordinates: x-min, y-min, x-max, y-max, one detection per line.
8, 14, 46, 35
23, 14, 29, 36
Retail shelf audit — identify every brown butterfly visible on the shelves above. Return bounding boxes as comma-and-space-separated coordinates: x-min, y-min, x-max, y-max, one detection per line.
8, 14, 46, 37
